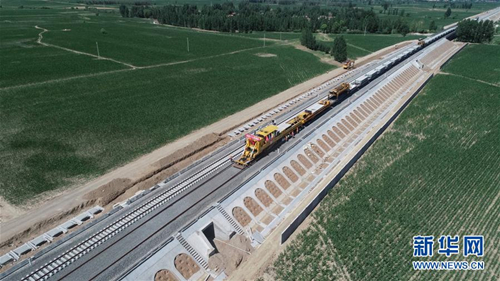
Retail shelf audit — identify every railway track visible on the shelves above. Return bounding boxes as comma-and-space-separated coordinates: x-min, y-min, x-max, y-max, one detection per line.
11, 41, 429, 281
9, 11, 498, 278
61, 164, 243, 280
19, 148, 242, 281
8, 52, 397, 281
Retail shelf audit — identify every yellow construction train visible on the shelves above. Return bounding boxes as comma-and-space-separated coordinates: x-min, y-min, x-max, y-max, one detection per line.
233, 83, 350, 168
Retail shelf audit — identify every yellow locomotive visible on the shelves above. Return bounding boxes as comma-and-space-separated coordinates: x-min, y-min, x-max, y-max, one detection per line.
233, 83, 350, 168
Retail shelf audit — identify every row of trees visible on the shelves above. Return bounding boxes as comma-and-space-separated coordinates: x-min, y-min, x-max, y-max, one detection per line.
118, 2, 421, 35
300, 28, 347, 62
456, 19, 495, 43
432, 2, 473, 10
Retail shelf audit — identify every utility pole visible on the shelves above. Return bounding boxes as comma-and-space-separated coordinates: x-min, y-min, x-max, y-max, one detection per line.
96, 42, 100, 58
187, 37, 190, 52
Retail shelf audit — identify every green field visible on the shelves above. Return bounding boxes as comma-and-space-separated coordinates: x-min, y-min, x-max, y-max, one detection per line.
494, 35, 500, 45
340, 34, 422, 52
442, 44, 500, 85
0, 1, 334, 203
358, 2, 500, 31
317, 34, 421, 59
272, 47, 500, 280
41, 16, 266, 67
235, 31, 302, 41
0, 5, 270, 87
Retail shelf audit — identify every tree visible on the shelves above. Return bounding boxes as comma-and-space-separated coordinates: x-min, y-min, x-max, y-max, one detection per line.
398, 22, 410, 37
428, 20, 437, 32
456, 19, 495, 43
331, 36, 347, 62
320, 23, 327, 33
119, 4, 129, 18
444, 7, 452, 18
382, 2, 389, 12
300, 27, 317, 50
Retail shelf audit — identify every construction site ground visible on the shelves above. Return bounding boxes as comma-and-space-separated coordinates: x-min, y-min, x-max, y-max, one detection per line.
0, 39, 415, 256
228, 41, 467, 281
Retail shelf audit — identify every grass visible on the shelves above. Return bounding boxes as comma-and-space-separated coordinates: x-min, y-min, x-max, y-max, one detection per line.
236, 31, 302, 41
272, 51, 499, 279
339, 34, 422, 53
318, 33, 421, 60
345, 44, 371, 60
0, 8, 127, 87
358, 2, 500, 31
0, 0, 334, 204
0, 5, 269, 87
0, 44, 333, 204
494, 35, 500, 45
41, 14, 267, 67
442, 44, 500, 85
0, 45, 128, 88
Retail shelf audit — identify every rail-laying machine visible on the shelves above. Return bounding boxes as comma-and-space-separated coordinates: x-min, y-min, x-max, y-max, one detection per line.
233, 84, 350, 167
233, 27, 456, 168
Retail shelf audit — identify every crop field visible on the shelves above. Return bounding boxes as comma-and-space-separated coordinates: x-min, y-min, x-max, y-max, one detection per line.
40, 16, 267, 67
358, 2, 499, 30
318, 34, 420, 59
0, 0, 335, 204
340, 34, 422, 53
0, 1, 272, 88
442, 44, 500, 85
0, 8, 129, 87
272, 54, 500, 279
237, 31, 302, 41
494, 35, 500, 45
0, 38, 333, 204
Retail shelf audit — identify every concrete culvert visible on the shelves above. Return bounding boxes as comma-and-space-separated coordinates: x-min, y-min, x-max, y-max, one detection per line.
352, 111, 363, 123
346, 115, 358, 127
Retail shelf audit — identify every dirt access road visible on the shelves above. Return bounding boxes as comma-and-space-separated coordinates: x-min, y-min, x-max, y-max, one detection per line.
0, 40, 414, 253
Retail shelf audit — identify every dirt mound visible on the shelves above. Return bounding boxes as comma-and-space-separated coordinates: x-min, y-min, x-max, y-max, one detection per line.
255, 53, 277, 58
155, 133, 220, 169
84, 178, 133, 206
0, 200, 96, 255
0, 133, 225, 258
208, 234, 254, 276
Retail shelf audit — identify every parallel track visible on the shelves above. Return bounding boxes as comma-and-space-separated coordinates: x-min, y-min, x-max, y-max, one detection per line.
20, 148, 242, 281
15, 11, 500, 278
17, 41, 430, 281
61, 163, 242, 281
